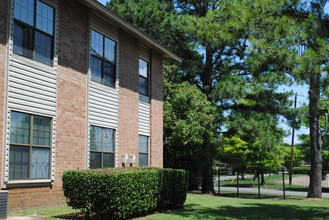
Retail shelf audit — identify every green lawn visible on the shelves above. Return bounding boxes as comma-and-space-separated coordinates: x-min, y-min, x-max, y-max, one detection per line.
146, 194, 329, 220
9, 193, 329, 220
9, 205, 79, 220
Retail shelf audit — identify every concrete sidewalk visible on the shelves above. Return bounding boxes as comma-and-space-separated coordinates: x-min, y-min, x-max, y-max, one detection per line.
7, 215, 47, 220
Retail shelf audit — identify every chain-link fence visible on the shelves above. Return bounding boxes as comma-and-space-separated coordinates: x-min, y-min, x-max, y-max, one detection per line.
216, 168, 329, 199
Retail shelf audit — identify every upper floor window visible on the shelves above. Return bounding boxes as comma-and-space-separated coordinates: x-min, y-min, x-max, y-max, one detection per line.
91, 30, 117, 87
90, 126, 115, 169
13, 0, 55, 65
9, 111, 51, 180
139, 58, 149, 96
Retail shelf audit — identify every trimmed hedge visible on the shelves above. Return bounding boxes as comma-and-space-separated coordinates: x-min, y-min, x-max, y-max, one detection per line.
62, 167, 188, 219
292, 166, 310, 174
157, 169, 188, 209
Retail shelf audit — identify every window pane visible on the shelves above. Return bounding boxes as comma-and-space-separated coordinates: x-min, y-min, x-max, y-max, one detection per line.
139, 135, 148, 153
90, 126, 102, 151
31, 147, 50, 179
13, 22, 32, 59
91, 31, 103, 57
9, 146, 29, 180
91, 57, 102, 83
10, 112, 30, 145
139, 77, 149, 96
90, 152, 101, 169
35, 31, 52, 65
139, 153, 148, 166
14, 0, 34, 26
90, 126, 96, 150
139, 59, 148, 78
36, 0, 54, 35
104, 38, 116, 63
103, 62, 115, 87
33, 115, 51, 146
103, 129, 114, 152
103, 153, 114, 168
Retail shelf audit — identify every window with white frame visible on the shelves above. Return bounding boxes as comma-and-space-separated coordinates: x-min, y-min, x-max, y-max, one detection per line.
13, 0, 55, 65
9, 111, 51, 180
90, 126, 115, 169
139, 58, 149, 96
90, 30, 117, 87
139, 135, 148, 166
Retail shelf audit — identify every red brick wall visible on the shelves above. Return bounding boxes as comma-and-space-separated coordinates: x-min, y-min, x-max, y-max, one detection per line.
0, 0, 8, 192
7, 0, 89, 210
55, 0, 89, 177
118, 30, 139, 167
4, 0, 165, 210
150, 51, 163, 167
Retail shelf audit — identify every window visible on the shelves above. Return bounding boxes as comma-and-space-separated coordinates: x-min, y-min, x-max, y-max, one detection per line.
90, 126, 115, 169
139, 59, 149, 96
13, 0, 55, 65
9, 111, 51, 180
139, 135, 148, 166
91, 30, 117, 87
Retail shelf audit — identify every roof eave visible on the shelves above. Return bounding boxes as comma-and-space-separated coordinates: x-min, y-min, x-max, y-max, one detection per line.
82, 0, 183, 63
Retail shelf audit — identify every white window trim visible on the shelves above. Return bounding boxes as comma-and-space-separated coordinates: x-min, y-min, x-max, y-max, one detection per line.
9, 0, 60, 69
3, 0, 59, 187
87, 25, 120, 168
87, 124, 117, 169
89, 27, 119, 91
4, 110, 56, 187
138, 135, 150, 166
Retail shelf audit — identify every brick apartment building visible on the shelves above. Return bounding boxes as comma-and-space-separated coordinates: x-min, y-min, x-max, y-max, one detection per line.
0, 0, 181, 209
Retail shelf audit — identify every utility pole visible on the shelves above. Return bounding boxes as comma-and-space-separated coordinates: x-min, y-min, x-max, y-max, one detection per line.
289, 93, 297, 185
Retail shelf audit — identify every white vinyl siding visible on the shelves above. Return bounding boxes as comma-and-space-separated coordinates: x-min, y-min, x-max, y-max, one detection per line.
139, 45, 150, 135
88, 14, 119, 168
90, 12, 119, 42
89, 82, 118, 128
139, 95, 150, 136
8, 57, 57, 115
4, 0, 59, 185
139, 44, 150, 62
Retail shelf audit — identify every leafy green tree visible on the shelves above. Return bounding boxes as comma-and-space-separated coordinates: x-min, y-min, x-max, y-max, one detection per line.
219, 136, 249, 171
219, 0, 329, 197
293, 3, 329, 197
283, 145, 305, 169
108, 0, 329, 197
108, 0, 296, 194
224, 111, 285, 184
163, 65, 216, 190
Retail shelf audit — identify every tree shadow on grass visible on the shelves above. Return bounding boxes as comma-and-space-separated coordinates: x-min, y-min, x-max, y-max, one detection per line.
52, 213, 88, 219
219, 193, 282, 199
52, 213, 104, 220
52, 203, 329, 220
162, 203, 329, 220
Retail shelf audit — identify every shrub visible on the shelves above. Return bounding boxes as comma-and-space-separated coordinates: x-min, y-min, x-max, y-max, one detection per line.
157, 169, 188, 209
62, 167, 188, 219
292, 166, 310, 174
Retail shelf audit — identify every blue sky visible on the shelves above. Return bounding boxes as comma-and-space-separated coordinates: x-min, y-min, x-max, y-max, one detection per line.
279, 85, 308, 144
97, 0, 313, 144
97, 0, 107, 5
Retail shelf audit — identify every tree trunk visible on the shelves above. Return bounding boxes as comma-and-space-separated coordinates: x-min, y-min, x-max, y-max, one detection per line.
253, 172, 257, 181
261, 172, 265, 185
241, 172, 245, 180
200, 46, 216, 195
307, 72, 323, 198
201, 160, 215, 194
